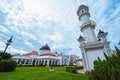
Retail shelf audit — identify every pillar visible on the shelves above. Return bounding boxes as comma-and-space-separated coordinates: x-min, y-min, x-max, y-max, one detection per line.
30, 59, 34, 65
38, 60, 40, 65
16, 59, 19, 63
24, 59, 27, 65
43, 60, 46, 65
20, 59, 22, 65
47, 59, 49, 66
57, 60, 60, 65
35, 60, 37, 65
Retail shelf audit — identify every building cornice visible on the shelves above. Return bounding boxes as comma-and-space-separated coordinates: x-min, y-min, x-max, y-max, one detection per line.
80, 41, 110, 49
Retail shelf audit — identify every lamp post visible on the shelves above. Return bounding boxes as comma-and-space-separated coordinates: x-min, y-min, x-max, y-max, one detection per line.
3, 36, 13, 54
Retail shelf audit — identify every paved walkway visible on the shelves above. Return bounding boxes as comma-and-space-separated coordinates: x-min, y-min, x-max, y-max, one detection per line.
77, 69, 85, 74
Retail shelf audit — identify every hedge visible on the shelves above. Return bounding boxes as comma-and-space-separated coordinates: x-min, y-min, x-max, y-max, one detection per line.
66, 66, 83, 73
0, 59, 17, 72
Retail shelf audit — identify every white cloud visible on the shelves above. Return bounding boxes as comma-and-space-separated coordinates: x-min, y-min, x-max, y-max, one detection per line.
0, 25, 9, 33
0, 0, 120, 57
24, 40, 34, 48
0, 40, 28, 54
21, 32, 37, 40
0, 41, 5, 51
9, 47, 28, 54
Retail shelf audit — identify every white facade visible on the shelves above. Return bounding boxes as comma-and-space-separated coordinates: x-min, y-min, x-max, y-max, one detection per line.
13, 54, 62, 66
12, 45, 70, 66
77, 5, 111, 71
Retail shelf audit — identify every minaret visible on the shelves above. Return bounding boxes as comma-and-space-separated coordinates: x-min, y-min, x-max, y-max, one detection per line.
77, 5, 112, 71
77, 5, 97, 43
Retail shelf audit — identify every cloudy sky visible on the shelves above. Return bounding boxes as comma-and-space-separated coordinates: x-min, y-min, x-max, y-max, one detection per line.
0, 0, 120, 57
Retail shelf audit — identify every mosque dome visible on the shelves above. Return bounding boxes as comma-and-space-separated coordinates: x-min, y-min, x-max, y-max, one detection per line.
40, 44, 50, 51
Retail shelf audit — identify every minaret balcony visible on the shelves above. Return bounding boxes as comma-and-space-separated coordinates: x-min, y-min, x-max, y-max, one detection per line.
80, 22, 91, 31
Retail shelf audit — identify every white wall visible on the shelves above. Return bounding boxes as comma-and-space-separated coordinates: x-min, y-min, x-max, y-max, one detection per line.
85, 47, 105, 70
82, 27, 97, 42
81, 15, 89, 24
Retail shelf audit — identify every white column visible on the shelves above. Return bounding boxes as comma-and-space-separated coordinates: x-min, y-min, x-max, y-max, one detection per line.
38, 60, 40, 65
57, 60, 59, 65
35, 60, 37, 65
16, 59, 19, 63
20, 59, 22, 65
43, 60, 46, 65
24, 59, 27, 65
28, 59, 31, 65
47, 59, 49, 66
31, 59, 34, 65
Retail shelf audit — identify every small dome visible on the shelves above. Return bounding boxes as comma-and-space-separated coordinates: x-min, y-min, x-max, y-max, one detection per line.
79, 35, 84, 39
40, 44, 50, 51
97, 29, 108, 38
79, 5, 89, 10
98, 29, 105, 34
77, 5, 89, 16
77, 35, 85, 42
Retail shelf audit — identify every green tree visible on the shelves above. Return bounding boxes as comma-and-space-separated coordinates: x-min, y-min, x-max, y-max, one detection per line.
89, 47, 120, 80
0, 52, 11, 60
0, 52, 17, 72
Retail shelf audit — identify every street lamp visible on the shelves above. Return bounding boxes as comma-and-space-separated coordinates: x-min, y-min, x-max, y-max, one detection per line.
3, 36, 13, 54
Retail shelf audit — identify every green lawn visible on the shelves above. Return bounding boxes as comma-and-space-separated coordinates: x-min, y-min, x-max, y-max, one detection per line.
0, 67, 89, 80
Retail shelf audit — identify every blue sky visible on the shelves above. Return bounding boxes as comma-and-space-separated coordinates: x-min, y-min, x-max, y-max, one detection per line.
0, 0, 120, 58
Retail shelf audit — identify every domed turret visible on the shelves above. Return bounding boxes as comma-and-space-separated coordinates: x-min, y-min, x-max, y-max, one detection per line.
77, 35, 85, 42
40, 44, 50, 51
77, 5, 90, 22
97, 30, 108, 40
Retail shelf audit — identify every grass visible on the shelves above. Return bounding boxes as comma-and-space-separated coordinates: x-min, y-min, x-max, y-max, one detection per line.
0, 67, 89, 80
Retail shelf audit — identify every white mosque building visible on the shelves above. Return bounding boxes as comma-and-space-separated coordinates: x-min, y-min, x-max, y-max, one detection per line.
77, 5, 112, 71
12, 44, 70, 66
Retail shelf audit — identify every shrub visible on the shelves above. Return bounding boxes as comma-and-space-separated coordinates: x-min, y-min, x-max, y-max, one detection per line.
66, 66, 77, 73
75, 66, 83, 70
89, 47, 120, 80
85, 70, 90, 75
0, 59, 17, 72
